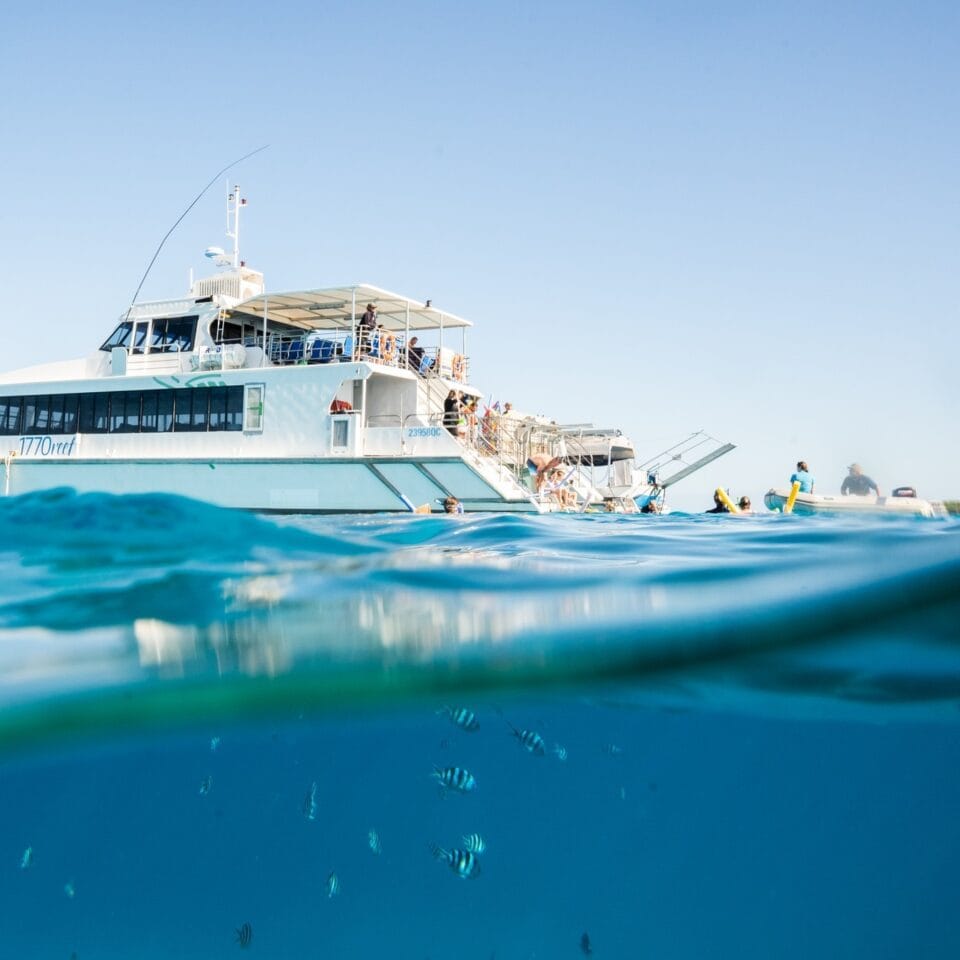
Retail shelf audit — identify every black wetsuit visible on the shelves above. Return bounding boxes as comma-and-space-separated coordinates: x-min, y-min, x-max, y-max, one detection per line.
443, 396, 460, 436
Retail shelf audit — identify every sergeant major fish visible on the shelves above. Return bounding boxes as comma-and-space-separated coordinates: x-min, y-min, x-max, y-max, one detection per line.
325, 870, 340, 898
431, 844, 481, 879
432, 766, 478, 793
508, 723, 546, 756
368, 828, 382, 855
19, 846, 33, 870
441, 706, 480, 732
199, 775, 212, 797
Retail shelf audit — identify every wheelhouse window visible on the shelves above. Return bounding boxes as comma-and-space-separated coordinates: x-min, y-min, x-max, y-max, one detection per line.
101, 322, 133, 352
100, 315, 197, 354
150, 316, 197, 353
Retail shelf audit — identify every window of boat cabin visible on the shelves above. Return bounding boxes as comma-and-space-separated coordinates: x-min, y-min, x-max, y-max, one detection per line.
174, 389, 205, 432
209, 386, 243, 430
140, 390, 174, 432
332, 418, 350, 448
48, 394, 78, 433
0, 387, 244, 435
150, 316, 196, 353
100, 315, 197, 354
78, 393, 110, 433
109, 391, 142, 433
0, 396, 22, 434
244, 384, 265, 433
212, 318, 249, 344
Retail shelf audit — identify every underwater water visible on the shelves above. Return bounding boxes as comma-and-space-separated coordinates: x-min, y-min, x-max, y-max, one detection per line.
0, 489, 958, 959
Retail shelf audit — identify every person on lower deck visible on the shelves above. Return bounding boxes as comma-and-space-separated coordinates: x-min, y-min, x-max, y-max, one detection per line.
443, 390, 461, 436
841, 463, 880, 496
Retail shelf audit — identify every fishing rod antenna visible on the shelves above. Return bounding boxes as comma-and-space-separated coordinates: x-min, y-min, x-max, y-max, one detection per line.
122, 144, 269, 323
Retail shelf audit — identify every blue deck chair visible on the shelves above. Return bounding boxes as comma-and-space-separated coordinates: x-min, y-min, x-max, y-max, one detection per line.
309, 339, 336, 363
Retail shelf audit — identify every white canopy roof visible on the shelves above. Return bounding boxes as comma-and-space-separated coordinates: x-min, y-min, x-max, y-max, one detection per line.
229, 283, 473, 333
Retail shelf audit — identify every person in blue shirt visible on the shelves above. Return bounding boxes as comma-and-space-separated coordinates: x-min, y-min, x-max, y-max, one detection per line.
790, 460, 815, 493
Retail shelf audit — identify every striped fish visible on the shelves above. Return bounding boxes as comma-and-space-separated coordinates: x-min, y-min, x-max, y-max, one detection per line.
552, 743, 568, 762
199, 775, 212, 796
462, 832, 486, 854
433, 765, 478, 793
368, 828, 382, 855
510, 725, 546, 756
234, 922, 253, 949
325, 870, 340, 899
443, 706, 480, 732
19, 846, 33, 870
431, 844, 481, 880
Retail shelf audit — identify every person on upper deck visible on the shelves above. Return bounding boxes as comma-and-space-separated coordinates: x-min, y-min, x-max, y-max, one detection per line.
841, 463, 880, 497
790, 460, 815, 493
358, 303, 377, 353
406, 336, 426, 373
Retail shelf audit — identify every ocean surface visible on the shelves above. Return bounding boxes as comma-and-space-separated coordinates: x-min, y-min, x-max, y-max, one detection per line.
0, 489, 958, 959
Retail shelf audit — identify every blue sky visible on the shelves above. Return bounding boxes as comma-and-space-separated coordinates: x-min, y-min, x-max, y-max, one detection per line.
1, 1, 957, 509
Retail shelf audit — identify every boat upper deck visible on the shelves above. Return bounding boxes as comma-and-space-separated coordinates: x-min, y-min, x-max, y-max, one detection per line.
229, 283, 472, 333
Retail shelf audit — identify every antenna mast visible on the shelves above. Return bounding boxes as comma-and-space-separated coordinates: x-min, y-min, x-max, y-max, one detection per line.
226, 184, 247, 268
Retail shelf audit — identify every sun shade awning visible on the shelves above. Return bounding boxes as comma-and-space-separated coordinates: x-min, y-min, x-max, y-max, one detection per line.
228, 283, 473, 333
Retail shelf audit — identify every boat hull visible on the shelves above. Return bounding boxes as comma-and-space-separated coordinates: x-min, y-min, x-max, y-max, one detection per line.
2, 456, 540, 513
764, 487, 948, 518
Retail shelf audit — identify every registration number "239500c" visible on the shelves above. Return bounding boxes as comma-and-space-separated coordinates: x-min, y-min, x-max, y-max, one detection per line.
406, 427, 442, 438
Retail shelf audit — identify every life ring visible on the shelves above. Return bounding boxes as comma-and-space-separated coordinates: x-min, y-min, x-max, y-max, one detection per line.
451, 353, 465, 381
381, 331, 396, 361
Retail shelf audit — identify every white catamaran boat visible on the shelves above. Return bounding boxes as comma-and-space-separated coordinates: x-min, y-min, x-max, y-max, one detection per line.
0, 189, 733, 514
